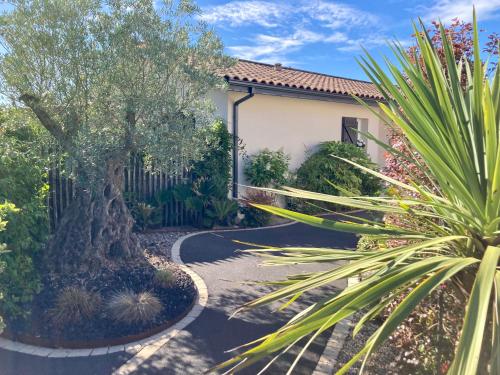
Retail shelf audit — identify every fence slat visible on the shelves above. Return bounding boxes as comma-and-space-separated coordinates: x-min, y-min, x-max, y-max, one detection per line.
48, 156, 195, 232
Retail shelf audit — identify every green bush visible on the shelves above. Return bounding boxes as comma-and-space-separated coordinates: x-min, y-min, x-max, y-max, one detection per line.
206, 198, 238, 226
0, 201, 18, 333
244, 149, 289, 187
240, 191, 276, 227
0, 108, 49, 320
163, 120, 236, 228
192, 119, 232, 197
295, 141, 380, 196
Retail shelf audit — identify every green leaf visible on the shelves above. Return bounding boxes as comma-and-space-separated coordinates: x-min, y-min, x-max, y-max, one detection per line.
448, 246, 500, 375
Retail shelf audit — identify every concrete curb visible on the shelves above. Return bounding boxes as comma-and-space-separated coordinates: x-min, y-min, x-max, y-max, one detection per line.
0, 220, 298, 360
0, 250, 209, 360
113, 220, 308, 374
312, 276, 360, 375
0, 210, 362, 370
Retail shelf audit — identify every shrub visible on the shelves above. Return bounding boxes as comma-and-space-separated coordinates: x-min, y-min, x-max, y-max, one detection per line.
106, 290, 162, 324
154, 269, 175, 288
0, 202, 17, 333
244, 149, 289, 187
240, 191, 276, 227
50, 287, 101, 327
132, 202, 157, 232
0, 108, 49, 319
206, 198, 238, 226
192, 120, 233, 198
295, 141, 380, 196
0, 253, 41, 319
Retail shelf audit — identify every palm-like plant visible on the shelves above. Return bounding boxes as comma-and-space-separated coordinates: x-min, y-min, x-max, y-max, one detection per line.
215, 14, 500, 375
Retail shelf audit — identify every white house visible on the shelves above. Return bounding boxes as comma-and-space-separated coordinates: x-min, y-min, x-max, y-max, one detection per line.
211, 59, 388, 198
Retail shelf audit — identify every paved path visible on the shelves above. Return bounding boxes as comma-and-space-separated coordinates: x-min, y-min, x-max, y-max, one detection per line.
0, 217, 360, 375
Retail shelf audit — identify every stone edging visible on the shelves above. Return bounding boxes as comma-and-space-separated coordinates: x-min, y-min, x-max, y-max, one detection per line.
116, 211, 363, 374
0, 210, 362, 370
113, 221, 302, 374
0, 221, 297, 360
312, 275, 359, 375
0, 256, 209, 360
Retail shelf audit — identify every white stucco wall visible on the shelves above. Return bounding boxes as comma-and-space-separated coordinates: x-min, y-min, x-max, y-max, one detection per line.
210, 89, 388, 197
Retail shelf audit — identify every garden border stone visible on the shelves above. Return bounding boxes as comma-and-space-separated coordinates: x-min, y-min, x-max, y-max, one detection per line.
312, 275, 360, 375
0, 210, 362, 373
0, 258, 209, 359
113, 219, 301, 374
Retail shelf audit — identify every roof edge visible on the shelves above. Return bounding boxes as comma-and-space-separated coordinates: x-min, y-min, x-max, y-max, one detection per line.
226, 80, 383, 106
236, 58, 375, 85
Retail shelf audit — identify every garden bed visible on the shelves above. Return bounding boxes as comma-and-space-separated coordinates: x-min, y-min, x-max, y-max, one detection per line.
1, 232, 196, 349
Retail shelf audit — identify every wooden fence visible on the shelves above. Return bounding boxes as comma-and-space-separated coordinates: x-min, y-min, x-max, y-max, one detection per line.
48, 156, 195, 231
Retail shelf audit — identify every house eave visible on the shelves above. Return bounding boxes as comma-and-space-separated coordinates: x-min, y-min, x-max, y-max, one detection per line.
227, 79, 384, 106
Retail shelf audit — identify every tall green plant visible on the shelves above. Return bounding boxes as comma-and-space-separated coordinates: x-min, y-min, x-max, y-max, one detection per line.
215, 13, 500, 375
0, 201, 19, 333
0, 108, 47, 319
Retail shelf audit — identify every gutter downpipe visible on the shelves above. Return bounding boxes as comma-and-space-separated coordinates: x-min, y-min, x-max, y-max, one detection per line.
232, 86, 254, 198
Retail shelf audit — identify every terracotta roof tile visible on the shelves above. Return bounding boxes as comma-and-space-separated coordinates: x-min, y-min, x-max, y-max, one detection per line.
224, 59, 383, 100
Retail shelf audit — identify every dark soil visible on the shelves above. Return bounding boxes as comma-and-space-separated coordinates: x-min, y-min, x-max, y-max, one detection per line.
332, 313, 399, 375
3, 233, 196, 347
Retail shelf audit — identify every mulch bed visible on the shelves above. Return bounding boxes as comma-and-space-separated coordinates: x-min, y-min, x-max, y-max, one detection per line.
332, 313, 398, 375
2, 232, 196, 348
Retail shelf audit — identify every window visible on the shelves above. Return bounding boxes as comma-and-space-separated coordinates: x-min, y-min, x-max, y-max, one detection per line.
341, 117, 358, 144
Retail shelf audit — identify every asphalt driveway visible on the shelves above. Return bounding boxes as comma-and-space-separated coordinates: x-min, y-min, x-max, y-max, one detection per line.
0, 214, 362, 375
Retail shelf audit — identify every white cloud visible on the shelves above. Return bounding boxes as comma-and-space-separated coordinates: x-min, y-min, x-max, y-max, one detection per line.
337, 37, 387, 52
227, 28, 349, 63
419, 0, 500, 22
305, 1, 378, 29
201, 0, 385, 63
199, 1, 290, 28
200, 1, 378, 29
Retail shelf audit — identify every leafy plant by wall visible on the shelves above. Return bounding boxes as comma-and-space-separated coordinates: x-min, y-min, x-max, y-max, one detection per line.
244, 149, 290, 187
240, 191, 276, 227
169, 120, 235, 228
296, 141, 380, 196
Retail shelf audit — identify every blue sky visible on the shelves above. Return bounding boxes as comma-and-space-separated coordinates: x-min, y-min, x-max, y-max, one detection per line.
197, 0, 500, 80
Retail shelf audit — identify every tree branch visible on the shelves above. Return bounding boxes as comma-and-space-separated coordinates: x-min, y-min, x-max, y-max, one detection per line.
19, 94, 73, 149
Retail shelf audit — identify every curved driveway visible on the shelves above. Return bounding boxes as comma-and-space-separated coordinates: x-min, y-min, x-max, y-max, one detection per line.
0, 216, 361, 375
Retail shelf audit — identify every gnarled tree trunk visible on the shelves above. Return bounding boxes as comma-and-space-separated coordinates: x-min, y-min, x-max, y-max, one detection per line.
48, 159, 142, 273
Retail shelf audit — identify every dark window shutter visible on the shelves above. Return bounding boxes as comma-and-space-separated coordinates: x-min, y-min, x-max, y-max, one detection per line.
341, 117, 358, 144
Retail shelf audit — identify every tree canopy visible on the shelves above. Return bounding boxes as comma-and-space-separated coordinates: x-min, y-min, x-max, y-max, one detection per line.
0, 0, 231, 184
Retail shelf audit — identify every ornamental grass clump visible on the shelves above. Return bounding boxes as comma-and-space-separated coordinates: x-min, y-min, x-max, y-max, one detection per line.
154, 269, 176, 288
107, 290, 162, 325
215, 13, 500, 375
50, 287, 101, 327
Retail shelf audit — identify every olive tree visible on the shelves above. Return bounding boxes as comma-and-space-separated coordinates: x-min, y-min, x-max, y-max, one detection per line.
0, 0, 230, 271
